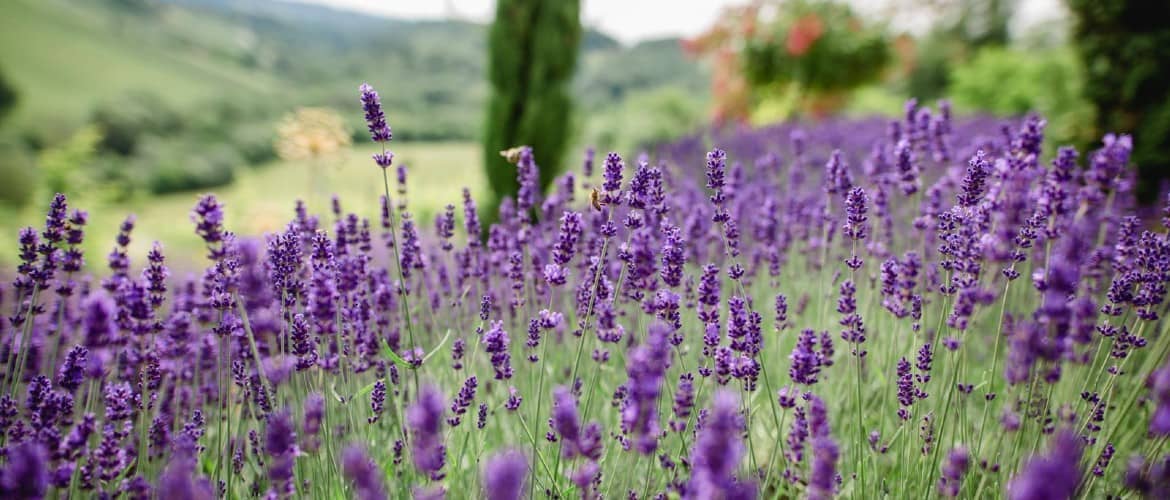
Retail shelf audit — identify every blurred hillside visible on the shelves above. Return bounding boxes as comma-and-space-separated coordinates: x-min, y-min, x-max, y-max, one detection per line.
0, 0, 708, 144
0, 0, 709, 266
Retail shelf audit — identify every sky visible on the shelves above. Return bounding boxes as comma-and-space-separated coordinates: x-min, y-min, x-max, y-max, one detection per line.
299, 0, 1066, 45
299, 0, 735, 44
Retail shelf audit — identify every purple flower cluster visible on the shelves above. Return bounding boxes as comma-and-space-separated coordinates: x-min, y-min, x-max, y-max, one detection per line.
686, 391, 756, 499
2, 89, 1168, 499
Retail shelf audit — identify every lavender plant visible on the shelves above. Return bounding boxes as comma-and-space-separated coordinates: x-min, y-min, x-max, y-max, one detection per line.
0, 88, 1167, 500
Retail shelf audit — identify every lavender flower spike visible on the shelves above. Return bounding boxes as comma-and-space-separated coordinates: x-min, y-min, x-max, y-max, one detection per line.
1, 441, 48, 499
483, 449, 528, 500
359, 83, 393, 143
408, 385, 448, 480
1007, 429, 1083, 500
342, 444, 388, 500
686, 390, 757, 499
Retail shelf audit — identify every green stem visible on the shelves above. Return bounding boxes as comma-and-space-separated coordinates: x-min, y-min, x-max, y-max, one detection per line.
382, 163, 421, 397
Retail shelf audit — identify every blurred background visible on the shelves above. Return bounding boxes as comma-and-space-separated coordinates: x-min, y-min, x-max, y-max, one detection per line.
0, 0, 1166, 266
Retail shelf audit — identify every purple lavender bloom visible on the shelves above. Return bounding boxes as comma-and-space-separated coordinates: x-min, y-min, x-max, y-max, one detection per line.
583, 147, 596, 178
896, 357, 916, 421
368, 380, 386, 424
1007, 429, 1083, 500
686, 391, 756, 499
824, 150, 853, 196
157, 449, 215, 500
399, 213, 423, 279
602, 152, 625, 204
265, 410, 297, 498
698, 263, 721, 326
143, 241, 168, 309
449, 376, 478, 427
957, 151, 990, 207
1, 440, 48, 499
56, 345, 87, 393
790, 329, 824, 386
895, 138, 919, 196
303, 393, 324, 451
343, 445, 388, 500
671, 373, 695, 432
483, 320, 513, 380
571, 461, 600, 499
42, 193, 67, 247
843, 186, 869, 241
726, 296, 757, 356
463, 188, 482, 242
774, 294, 788, 331
408, 385, 447, 480
483, 449, 528, 500
807, 393, 831, 439
515, 147, 540, 216
452, 338, 466, 370
1092, 444, 1114, 477
435, 204, 456, 252
373, 150, 394, 168
359, 83, 393, 143
777, 387, 798, 409
12, 226, 40, 295
104, 382, 136, 422
808, 435, 839, 500
414, 486, 446, 500
622, 322, 672, 454
939, 446, 970, 497
838, 280, 866, 357
506, 386, 522, 411
706, 149, 729, 218
191, 195, 226, 255
551, 386, 583, 457
1149, 358, 1170, 436
546, 211, 583, 286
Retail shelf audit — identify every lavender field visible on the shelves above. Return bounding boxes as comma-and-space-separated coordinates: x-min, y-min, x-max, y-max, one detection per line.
0, 82, 1168, 500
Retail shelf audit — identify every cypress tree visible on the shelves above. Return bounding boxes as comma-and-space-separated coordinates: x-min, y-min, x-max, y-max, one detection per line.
483, 0, 581, 226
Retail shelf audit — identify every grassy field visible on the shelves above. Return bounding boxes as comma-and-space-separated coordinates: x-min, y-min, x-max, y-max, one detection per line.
0, 142, 485, 270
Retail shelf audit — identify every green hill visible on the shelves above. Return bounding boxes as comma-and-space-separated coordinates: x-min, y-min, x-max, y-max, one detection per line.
0, 0, 707, 143
0, 0, 282, 129
0, 0, 710, 266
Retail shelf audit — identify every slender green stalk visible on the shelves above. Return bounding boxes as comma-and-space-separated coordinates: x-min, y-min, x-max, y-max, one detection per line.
8, 286, 41, 395
381, 164, 421, 397
528, 328, 553, 498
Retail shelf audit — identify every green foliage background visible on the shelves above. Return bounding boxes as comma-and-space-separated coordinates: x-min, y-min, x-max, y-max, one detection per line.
949, 47, 1094, 147
1067, 0, 1170, 201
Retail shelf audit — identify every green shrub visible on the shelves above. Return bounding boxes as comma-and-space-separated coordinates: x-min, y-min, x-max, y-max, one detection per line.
949, 47, 1094, 146
90, 91, 183, 155
0, 135, 38, 207
0, 135, 38, 208
36, 125, 102, 199
583, 86, 705, 155
134, 137, 238, 194
229, 122, 278, 166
